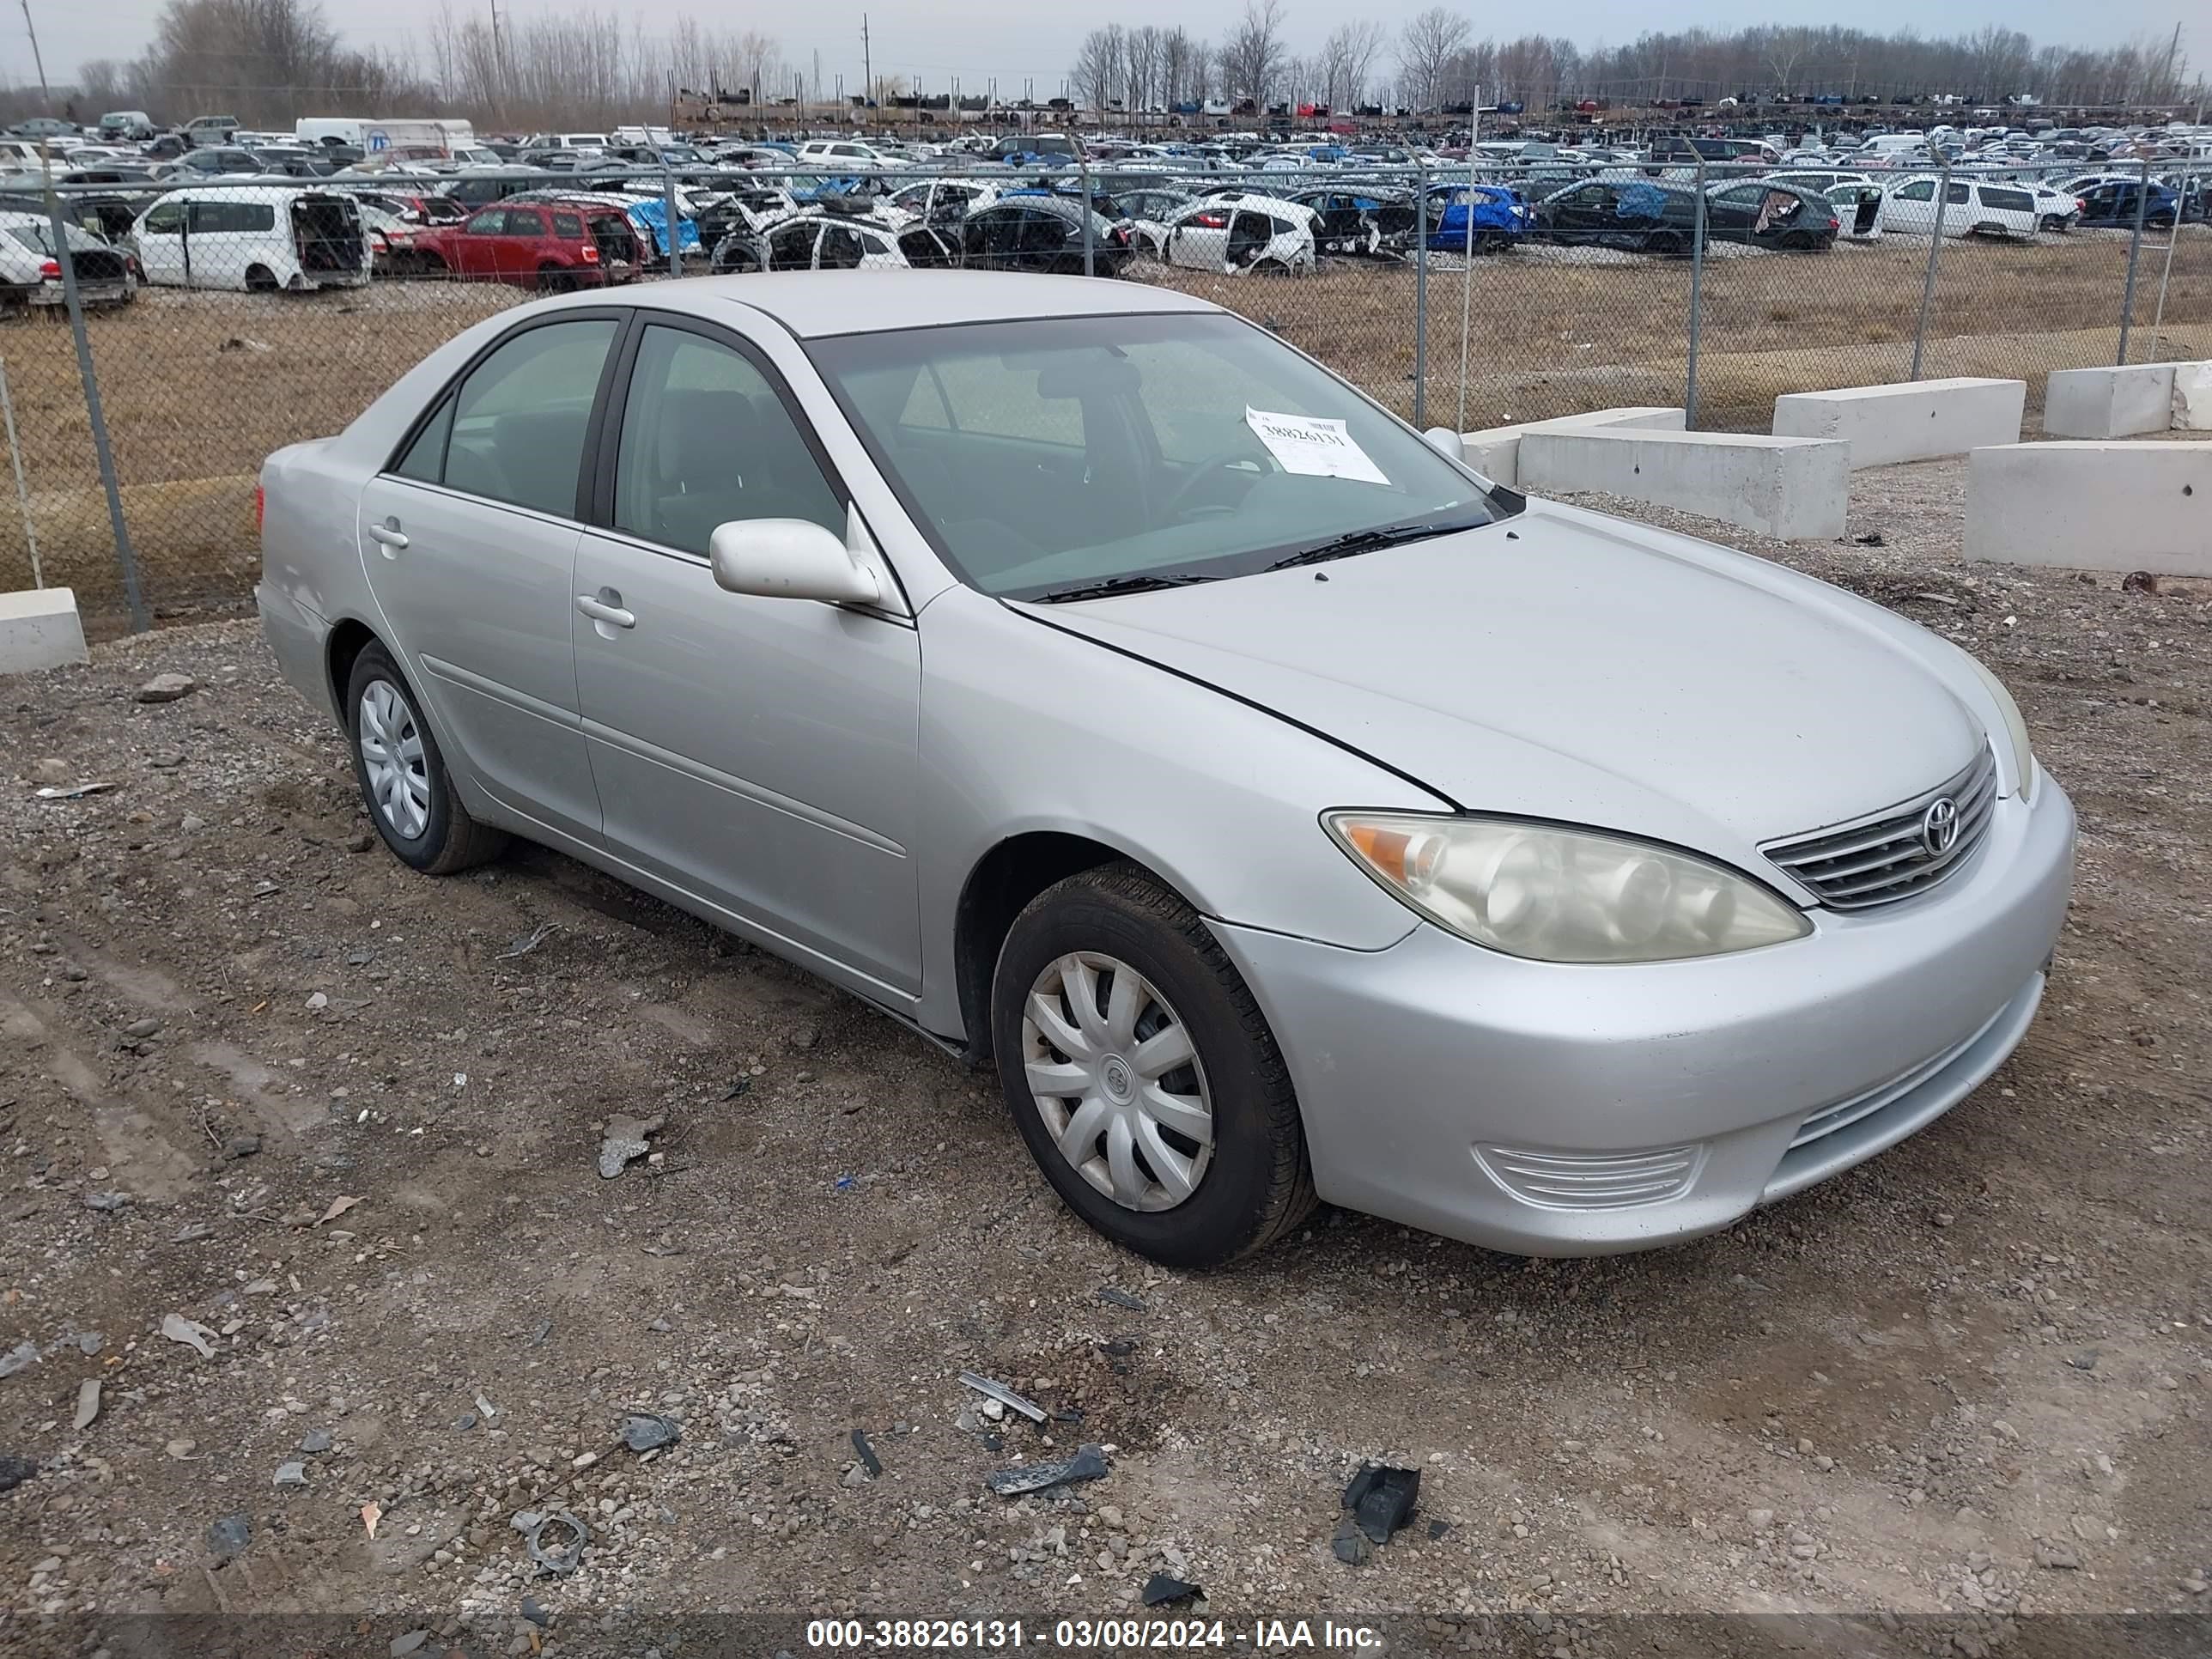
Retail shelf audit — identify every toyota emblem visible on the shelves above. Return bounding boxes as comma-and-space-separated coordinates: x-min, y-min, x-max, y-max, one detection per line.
1920, 797, 1961, 858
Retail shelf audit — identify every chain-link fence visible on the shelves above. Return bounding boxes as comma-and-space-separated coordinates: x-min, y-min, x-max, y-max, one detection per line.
5, 157, 2208, 630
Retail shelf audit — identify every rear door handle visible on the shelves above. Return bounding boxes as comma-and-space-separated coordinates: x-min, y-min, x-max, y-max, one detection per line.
367, 519, 408, 551
575, 593, 635, 629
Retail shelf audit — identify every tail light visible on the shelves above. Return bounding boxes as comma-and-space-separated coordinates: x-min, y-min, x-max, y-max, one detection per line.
1189, 210, 1228, 228
580, 243, 600, 262
38, 258, 60, 280
1827, 217, 1840, 230
1112, 226, 1129, 246
254, 484, 264, 532
2075, 198, 2087, 211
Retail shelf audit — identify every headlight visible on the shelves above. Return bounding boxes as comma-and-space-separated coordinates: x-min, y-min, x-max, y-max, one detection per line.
1949, 645, 2036, 801
1325, 813, 1812, 964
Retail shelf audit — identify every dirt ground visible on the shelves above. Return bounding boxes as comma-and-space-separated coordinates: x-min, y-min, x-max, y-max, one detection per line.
0, 459, 2205, 1655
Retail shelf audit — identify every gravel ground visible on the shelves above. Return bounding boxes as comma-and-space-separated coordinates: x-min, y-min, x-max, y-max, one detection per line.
0, 468, 2206, 1653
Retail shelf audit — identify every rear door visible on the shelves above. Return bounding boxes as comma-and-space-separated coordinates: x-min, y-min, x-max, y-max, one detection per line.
452, 209, 503, 277
498, 208, 549, 280
569, 316, 923, 998
353, 311, 623, 844
135, 198, 187, 283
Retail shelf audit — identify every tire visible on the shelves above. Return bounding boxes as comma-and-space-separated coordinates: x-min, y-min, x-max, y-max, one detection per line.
1645, 230, 1685, 257
538, 264, 577, 292
991, 862, 1316, 1268
244, 264, 278, 292
343, 642, 507, 876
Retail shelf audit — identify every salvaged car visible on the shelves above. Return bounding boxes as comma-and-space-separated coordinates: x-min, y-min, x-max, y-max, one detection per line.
716, 209, 957, 272
1135, 191, 1315, 273
130, 186, 371, 291
1288, 187, 1419, 257
0, 212, 136, 310
405, 201, 641, 289
962, 197, 1134, 275
256, 273, 2073, 1270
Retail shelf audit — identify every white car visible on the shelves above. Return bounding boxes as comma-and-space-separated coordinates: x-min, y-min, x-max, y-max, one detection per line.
2023, 180, 2082, 232
795, 139, 902, 171
717, 210, 956, 273
1138, 192, 1317, 275
884, 178, 1006, 224
1877, 175, 2040, 239
130, 186, 373, 292
0, 210, 135, 310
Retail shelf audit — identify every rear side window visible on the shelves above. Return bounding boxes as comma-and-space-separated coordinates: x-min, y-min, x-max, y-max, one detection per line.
551, 212, 584, 238
434, 319, 617, 516
392, 396, 453, 483
505, 210, 547, 236
1980, 186, 2033, 211
188, 199, 276, 234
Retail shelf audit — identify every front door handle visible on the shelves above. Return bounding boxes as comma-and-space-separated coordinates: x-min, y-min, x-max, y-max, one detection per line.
575, 592, 635, 629
367, 518, 408, 551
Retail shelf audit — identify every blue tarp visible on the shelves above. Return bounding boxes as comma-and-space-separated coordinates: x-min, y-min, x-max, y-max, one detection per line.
623, 197, 702, 258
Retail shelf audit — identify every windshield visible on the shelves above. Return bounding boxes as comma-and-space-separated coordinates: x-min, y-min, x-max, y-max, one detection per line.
808, 313, 1508, 600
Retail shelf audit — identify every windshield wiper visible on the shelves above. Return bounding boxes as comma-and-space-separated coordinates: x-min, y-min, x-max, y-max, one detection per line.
1265, 517, 1491, 571
1028, 573, 1220, 604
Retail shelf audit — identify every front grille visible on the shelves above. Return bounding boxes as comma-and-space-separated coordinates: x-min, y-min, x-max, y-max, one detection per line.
1761, 744, 1999, 909
1474, 1144, 1704, 1211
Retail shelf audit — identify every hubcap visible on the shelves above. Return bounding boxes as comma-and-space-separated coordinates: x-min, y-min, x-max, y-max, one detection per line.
1020, 951, 1213, 1212
356, 679, 430, 841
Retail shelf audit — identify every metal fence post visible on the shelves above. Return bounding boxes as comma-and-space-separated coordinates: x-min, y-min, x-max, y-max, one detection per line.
661, 159, 682, 277
1910, 156, 1948, 381
1079, 143, 1095, 278
2115, 157, 2154, 366
1413, 164, 1429, 428
0, 360, 40, 590
1455, 94, 1480, 434
43, 180, 148, 632
2148, 162, 2193, 346
1685, 159, 1706, 430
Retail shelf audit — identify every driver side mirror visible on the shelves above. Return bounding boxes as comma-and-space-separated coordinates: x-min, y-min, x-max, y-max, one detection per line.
1422, 426, 1467, 463
708, 518, 881, 606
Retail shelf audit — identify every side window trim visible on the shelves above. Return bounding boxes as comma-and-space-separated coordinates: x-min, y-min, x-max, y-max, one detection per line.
585, 312, 850, 548
378, 307, 632, 521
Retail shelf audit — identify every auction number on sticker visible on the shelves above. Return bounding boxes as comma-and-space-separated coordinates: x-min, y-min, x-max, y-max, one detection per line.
806, 1620, 1026, 1648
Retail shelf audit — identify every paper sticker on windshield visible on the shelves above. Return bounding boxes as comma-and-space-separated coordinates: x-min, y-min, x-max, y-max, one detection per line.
1244, 407, 1389, 485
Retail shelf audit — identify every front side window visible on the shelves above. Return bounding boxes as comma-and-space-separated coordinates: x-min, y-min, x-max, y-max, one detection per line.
1894, 179, 1935, 202
611, 325, 842, 555
811, 313, 1507, 600
463, 209, 505, 234
142, 201, 185, 234
437, 319, 617, 516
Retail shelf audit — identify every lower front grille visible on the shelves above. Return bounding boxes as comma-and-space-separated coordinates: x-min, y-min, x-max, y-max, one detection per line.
1761, 744, 2000, 909
1788, 997, 2014, 1150
1474, 1143, 1704, 1211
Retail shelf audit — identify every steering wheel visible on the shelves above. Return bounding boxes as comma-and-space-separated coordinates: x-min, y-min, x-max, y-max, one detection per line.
1161, 448, 1270, 522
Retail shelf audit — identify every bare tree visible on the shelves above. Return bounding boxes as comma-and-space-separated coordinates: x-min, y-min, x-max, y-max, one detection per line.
1316, 20, 1384, 110
1397, 8, 1471, 113
1219, 0, 1288, 109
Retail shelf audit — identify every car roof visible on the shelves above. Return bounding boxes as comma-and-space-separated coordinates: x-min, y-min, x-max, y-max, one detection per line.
619, 270, 1218, 338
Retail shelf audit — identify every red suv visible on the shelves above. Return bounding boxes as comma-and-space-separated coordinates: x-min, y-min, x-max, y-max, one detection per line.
410, 200, 641, 290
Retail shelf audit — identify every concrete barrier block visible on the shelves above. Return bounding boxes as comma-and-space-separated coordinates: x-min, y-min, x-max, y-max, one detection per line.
2043, 363, 2179, 438
1965, 442, 2212, 574
1518, 428, 1850, 541
0, 586, 89, 674
2175, 363, 2212, 431
1459, 406, 1685, 487
1771, 377, 2025, 468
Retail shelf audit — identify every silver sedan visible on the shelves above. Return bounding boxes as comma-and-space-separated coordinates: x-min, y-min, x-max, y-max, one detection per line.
255, 272, 2075, 1267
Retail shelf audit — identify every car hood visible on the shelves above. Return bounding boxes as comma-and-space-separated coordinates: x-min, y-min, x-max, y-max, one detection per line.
1012, 500, 1986, 861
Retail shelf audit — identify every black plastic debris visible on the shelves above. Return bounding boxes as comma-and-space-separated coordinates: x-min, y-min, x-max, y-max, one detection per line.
1342, 1462, 1421, 1545
0, 1455, 35, 1495
205, 1513, 251, 1561
1329, 1516, 1371, 1565
1854, 531, 1886, 547
984, 1443, 1109, 1497
520, 1595, 554, 1629
622, 1413, 681, 1452
1098, 1286, 1146, 1312
1142, 1572, 1201, 1607
525, 1511, 589, 1576
1097, 1340, 1135, 1358
850, 1429, 882, 1479
1428, 1519, 1451, 1541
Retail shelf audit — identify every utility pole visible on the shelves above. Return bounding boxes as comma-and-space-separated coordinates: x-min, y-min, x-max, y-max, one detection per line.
488, 0, 504, 118
19, 0, 51, 106
861, 13, 872, 129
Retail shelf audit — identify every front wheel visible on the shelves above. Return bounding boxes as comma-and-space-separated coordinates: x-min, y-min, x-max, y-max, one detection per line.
344, 643, 507, 875
992, 864, 1316, 1267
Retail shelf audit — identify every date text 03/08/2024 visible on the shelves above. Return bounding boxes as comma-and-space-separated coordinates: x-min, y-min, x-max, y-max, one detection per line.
805, 1618, 1386, 1650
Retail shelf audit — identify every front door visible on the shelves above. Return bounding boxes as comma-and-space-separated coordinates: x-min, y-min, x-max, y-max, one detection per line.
354, 312, 622, 844
570, 317, 923, 1000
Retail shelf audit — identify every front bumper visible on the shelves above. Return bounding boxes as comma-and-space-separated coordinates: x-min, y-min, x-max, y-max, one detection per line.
1214, 780, 2075, 1256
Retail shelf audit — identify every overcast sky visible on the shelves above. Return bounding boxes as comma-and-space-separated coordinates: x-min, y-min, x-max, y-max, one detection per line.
13, 0, 2193, 104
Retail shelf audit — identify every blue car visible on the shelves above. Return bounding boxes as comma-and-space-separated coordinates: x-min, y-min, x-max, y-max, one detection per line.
2073, 177, 2180, 229
1421, 183, 1531, 252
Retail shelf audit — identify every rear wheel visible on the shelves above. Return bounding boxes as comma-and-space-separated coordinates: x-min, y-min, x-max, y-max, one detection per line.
992, 863, 1316, 1268
1645, 230, 1685, 257
344, 643, 507, 876
538, 264, 577, 292
244, 264, 278, 292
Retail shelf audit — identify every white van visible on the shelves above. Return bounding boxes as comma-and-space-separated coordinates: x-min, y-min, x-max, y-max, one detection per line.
130, 185, 372, 291
295, 118, 476, 157
1877, 175, 2040, 239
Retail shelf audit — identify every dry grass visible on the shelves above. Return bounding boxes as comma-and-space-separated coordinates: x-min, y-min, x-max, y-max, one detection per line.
3, 227, 2208, 621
